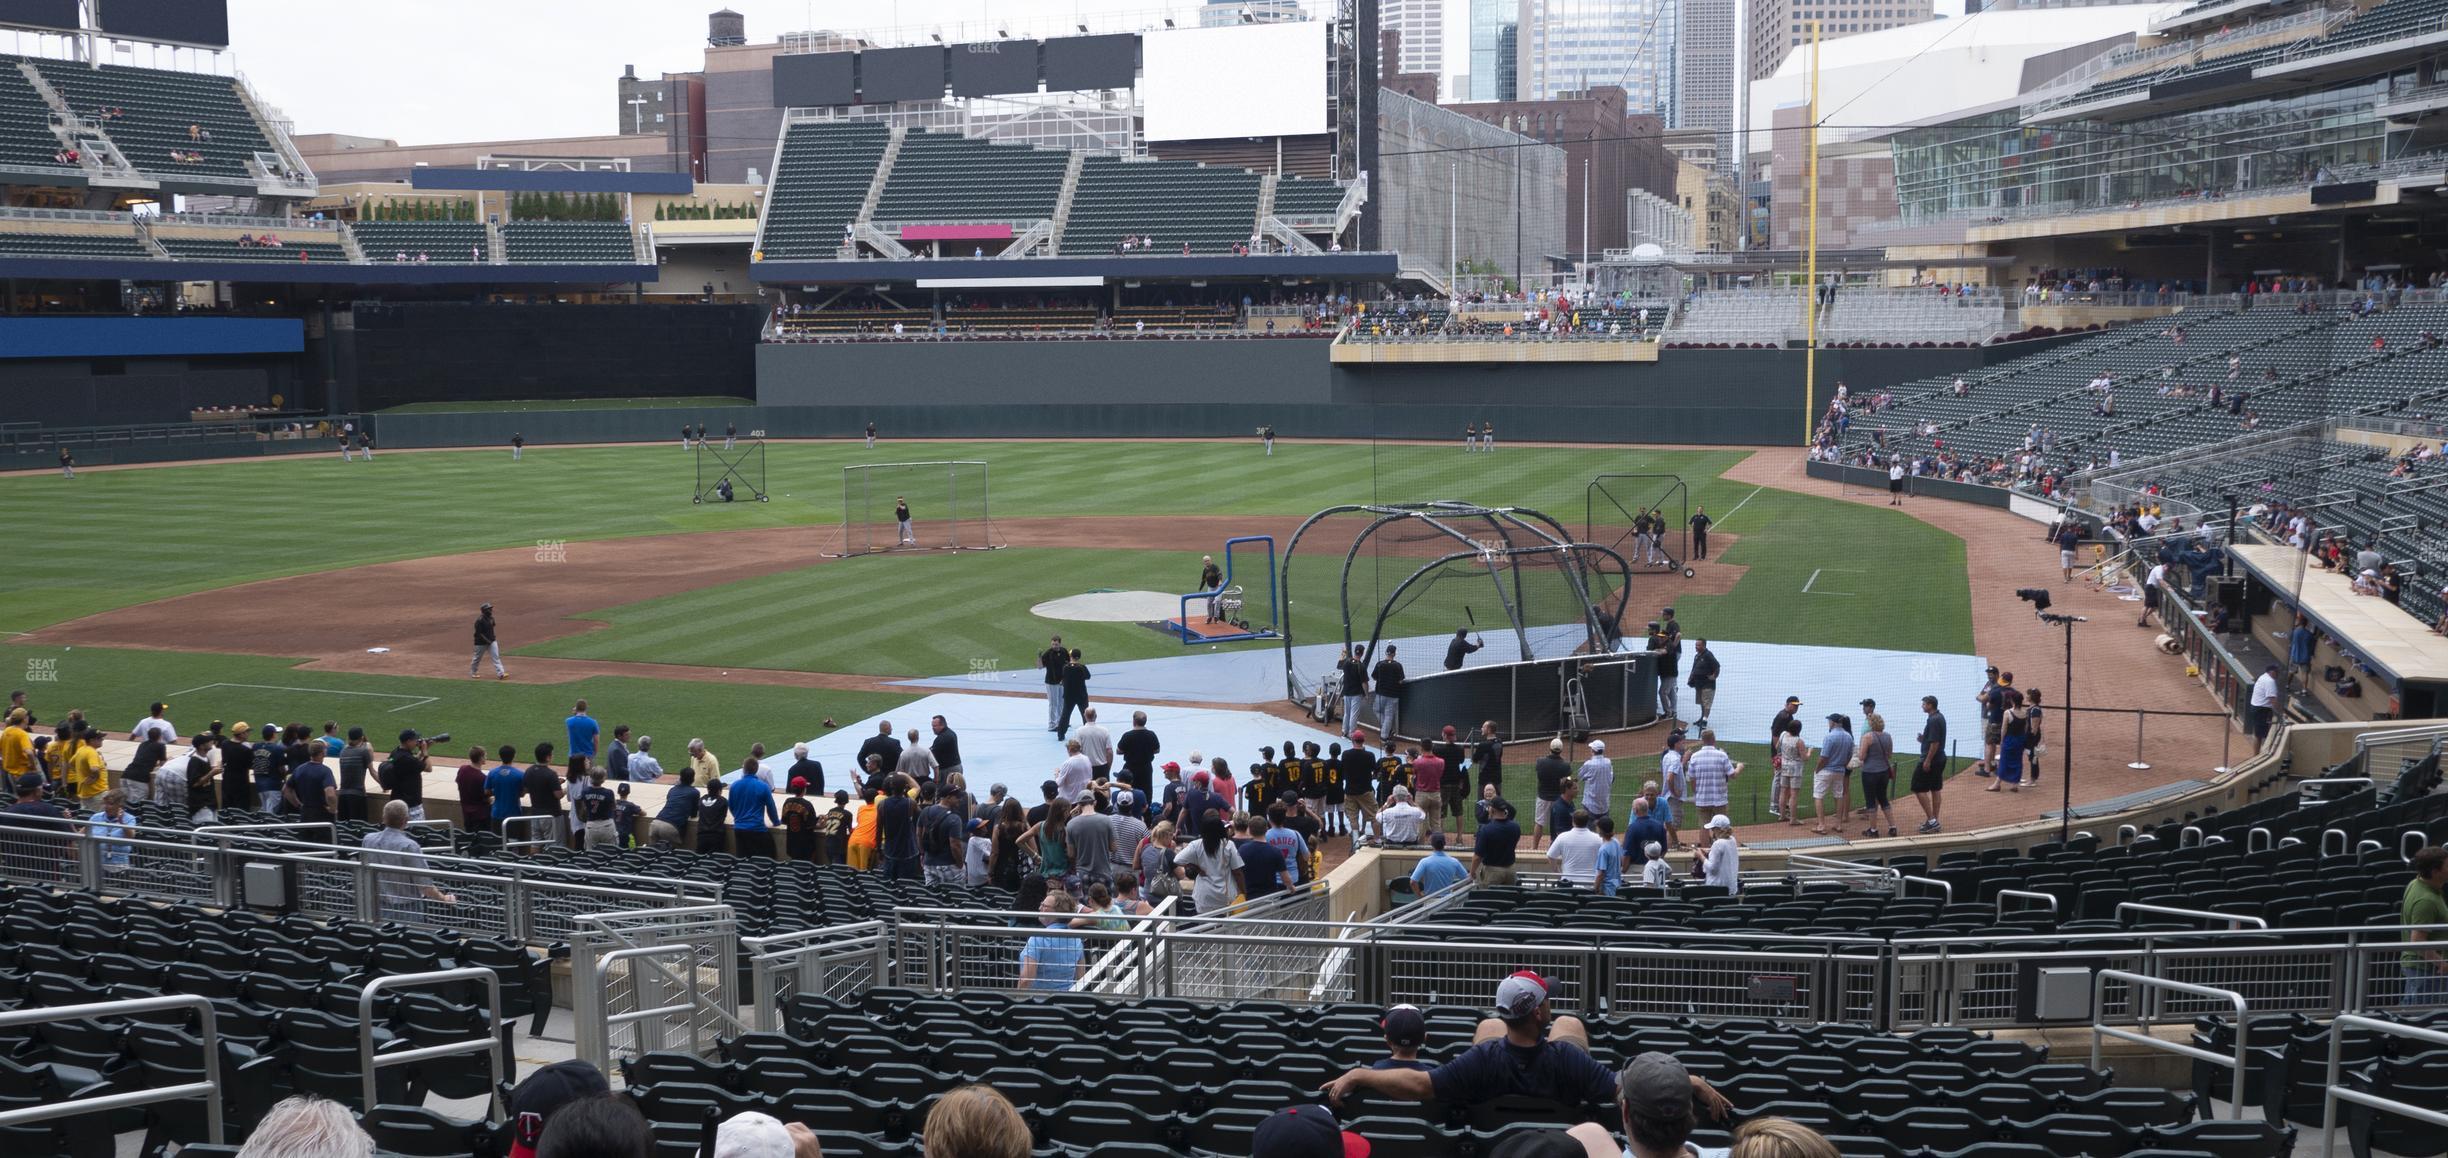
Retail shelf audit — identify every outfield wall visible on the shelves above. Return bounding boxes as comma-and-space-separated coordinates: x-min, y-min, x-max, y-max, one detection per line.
333, 303, 766, 412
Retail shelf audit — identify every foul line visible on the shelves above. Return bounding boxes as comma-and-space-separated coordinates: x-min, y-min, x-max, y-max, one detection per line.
1710, 485, 1766, 532
161, 682, 439, 714
1801, 568, 1861, 596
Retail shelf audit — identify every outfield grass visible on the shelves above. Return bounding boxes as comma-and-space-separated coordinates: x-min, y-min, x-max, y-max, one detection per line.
520, 548, 1278, 676
0, 643, 908, 767
377, 396, 754, 414
0, 442, 1754, 631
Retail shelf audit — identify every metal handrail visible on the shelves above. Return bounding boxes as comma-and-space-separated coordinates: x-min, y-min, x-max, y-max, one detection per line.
593, 945, 707, 1060
0, 996, 222, 1142
2091, 969, 2249, 1117
358, 968, 503, 1119
1902, 875, 1955, 903
500, 814, 558, 854
2321, 1015, 2448, 1158
2115, 901, 2269, 930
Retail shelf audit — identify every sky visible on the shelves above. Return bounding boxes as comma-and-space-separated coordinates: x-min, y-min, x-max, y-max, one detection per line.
188, 0, 1267, 145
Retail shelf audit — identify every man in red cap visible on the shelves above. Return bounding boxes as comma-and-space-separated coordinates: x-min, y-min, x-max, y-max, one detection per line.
1253, 1104, 1370, 1158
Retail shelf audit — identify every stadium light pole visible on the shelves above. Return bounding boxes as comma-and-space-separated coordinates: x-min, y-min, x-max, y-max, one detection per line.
1802, 20, 1821, 447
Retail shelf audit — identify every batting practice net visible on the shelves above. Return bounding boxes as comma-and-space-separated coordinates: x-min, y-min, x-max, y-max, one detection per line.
694, 439, 768, 504
826, 461, 1004, 557
1279, 502, 1632, 705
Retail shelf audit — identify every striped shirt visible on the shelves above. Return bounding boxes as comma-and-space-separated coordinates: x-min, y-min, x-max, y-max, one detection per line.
1685, 745, 1735, 808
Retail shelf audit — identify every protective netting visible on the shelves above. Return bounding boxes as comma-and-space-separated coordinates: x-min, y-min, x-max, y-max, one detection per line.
1584, 474, 1690, 570
830, 461, 1003, 557
695, 440, 767, 504
1219, 536, 1279, 636
1371, 544, 1632, 662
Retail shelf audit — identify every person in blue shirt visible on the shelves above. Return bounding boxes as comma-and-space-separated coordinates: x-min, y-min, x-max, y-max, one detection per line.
485, 743, 524, 832
1593, 816, 1625, 896
1016, 887, 1085, 991
1409, 832, 1470, 895
565, 700, 599, 762
651, 767, 701, 846
728, 758, 779, 858
1262, 804, 1312, 883
1622, 796, 1667, 873
1240, 815, 1293, 899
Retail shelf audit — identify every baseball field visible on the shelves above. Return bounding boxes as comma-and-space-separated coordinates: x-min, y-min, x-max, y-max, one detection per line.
0, 436, 1976, 825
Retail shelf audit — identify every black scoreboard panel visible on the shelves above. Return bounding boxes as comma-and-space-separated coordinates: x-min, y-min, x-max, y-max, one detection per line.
858, 45, 947, 103
98, 0, 229, 47
949, 40, 1039, 97
1043, 34, 1138, 91
0, 0, 80, 34
772, 51, 857, 107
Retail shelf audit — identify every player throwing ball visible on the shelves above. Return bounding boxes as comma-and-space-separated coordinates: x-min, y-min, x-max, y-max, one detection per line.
895, 496, 914, 546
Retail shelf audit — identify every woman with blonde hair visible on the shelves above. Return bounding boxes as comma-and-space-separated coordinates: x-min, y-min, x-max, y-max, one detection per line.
924, 1084, 1031, 1158
1856, 712, 1897, 839
1730, 1116, 1840, 1158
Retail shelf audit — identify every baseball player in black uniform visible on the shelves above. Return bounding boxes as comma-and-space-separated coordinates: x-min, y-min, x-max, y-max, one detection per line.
510, 432, 524, 461
895, 496, 914, 546
471, 603, 505, 679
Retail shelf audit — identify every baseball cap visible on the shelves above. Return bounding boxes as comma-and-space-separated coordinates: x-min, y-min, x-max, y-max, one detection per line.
1114, 789, 1136, 808
1192, 769, 1211, 783
1252, 1105, 1370, 1158
12, 773, 42, 796
1380, 1004, 1426, 1048
481, 602, 493, 611
1616, 1052, 1697, 1121
789, 777, 809, 791
1826, 712, 1844, 722
1588, 740, 1605, 753
712, 1111, 794, 1158
1784, 696, 1801, 705
399, 728, 420, 743
1162, 761, 1181, 773
508, 1060, 609, 1158
1494, 970, 1551, 1018
1489, 1133, 1592, 1158
1350, 730, 1366, 743
1549, 739, 1564, 752
1706, 814, 1732, 830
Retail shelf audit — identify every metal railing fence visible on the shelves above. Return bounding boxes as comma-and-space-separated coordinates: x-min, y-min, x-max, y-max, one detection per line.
2091, 970, 2249, 1116
2320, 1015, 2448, 1158
569, 905, 745, 1072
358, 968, 504, 1119
0, 996, 223, 1143
743, 920, 894, 1031
0, 816, 719, 946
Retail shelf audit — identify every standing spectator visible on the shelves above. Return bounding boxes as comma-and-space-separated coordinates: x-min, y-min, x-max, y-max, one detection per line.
1241, 813, 1294, 897
523, 743, 563, 846
896, 728, 939, 784
2056, 521, 2082, 582
1697, 814, 1740, 893
782, 743, 822, 802
729, 760, 778, 857
1371, 646, 1406, 739
470, 603, 505, 679
627, 735, 664, 782
686, 738, 722, 789
1911, 696, 1948, 833
2250, 663, 2282, 744
604, 725, 630, 782
1411, 831, 1470, 896
927, 716, 959, 798
1064, 792, 1115, 890
575, 766, 619, 849
382, 729, 429, 823
1811, 715, 1853, 835
1547, 809, 1604, 888
1532, 739, 1572, 847
1473, 798, 1521, 884
1075, 708, 1114, 780
1856, 714, 1897, 838
648, 766, 696, 846
1975, 666, 2003, 778
1054, 739, 1093, 804
129, 701, 177, 746
612, 785, 641, 849
782, 779, 818, 861
878, 774, 920, 880
1038, 635, 1068, 733
120, 729, 163, 807
1473, 720, 1505, 799
289, 744, 337, 827
854, 724, 899, 784
1106, 791, 1148, 880
456, 747, 490, 834
1687, 640, 1720, 728
1058, 649, 1092, 737
1116, 711, 1160, 800
487, 744, 524, 833
1335, 645, 1369, 724
1172, 815, 1245, 915
337, 727, 373, 823
1411, 742, 1448, 835
918, 782, 965, 884
697, 779, 730, 855
1623, 797, 1666, 874
1651, 617, 1681, 723
1340, 733, 1382, 849
1686, 730, 1736, 821
1578, 741, 1614, 824
362, 801, 457, 920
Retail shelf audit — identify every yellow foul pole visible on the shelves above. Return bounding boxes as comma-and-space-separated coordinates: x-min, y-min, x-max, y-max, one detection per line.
1802, 20, 1822, 446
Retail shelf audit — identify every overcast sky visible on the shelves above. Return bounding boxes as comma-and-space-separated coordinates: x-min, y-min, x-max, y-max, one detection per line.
202, 0, 1271, 145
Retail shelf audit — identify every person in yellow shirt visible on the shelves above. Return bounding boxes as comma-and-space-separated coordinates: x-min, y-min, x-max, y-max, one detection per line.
846, 791, 881, 872
686, 738, 721, 787
64, 730, 108, 806
0, 710, 33, 779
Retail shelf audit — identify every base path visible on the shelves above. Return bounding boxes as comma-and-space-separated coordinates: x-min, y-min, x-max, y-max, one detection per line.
1717, 451, 2242, 847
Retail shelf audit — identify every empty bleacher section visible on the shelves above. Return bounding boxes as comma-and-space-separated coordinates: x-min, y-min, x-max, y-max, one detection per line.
1269, 174, 1348, 220
151, 228, 346, 263
499, 220, 637, 263
1062, 156, 1261, 256
17, 57, 279, 185
869, 131, 1067, 227
0, 62, 71, 173
755, 123, 892, 260
348, 221, 487, 264
0, 227, 149, 258
1665, 289, 1803, 346
1821, 290, 2009, 346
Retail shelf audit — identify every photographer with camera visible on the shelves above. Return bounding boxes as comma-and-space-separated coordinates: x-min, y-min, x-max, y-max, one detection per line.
382, 728, 446, 823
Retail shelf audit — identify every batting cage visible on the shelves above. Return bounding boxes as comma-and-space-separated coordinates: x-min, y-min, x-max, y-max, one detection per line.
694, 439, 768, 504
1279, 502, 1633, 715
825, 460, 1005, 557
